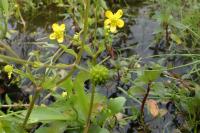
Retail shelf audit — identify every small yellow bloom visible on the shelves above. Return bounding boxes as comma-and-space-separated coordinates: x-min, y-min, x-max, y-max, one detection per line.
4, 65, 14, 79
61, 92, 68, 98
49, 23, 65, 43
104, 9, 124, 33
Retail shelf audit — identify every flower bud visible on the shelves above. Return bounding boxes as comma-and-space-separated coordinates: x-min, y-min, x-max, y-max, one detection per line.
90, 65, 109, 85
4, 65, 14, 79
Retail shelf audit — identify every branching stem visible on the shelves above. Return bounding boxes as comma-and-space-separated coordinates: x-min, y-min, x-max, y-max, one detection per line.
22, 86, 42, 128
84, 83, 96, 133
140, 81, 152, 125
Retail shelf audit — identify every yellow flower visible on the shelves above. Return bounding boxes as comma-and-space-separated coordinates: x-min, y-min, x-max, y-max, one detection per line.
49, 23, 65, 43
61, 92, 68, 98
104, 9, 124, 33
4, 65, 14, 79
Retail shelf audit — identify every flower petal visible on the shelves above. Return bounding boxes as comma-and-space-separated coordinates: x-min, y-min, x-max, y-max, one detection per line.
115, 9, 123, 19
59, 24, 65, 31
105, 10, 113, 18
110, 26, 117, 33
52, 23, 59, 31
117, 19, 124, 28
57, 37, 64, 43
104, 19, 111, 26
49, 33, 56, 40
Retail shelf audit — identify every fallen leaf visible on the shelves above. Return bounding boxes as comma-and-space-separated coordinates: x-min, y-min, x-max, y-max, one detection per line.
115, 113, 124, 121
146, 99, 159, 117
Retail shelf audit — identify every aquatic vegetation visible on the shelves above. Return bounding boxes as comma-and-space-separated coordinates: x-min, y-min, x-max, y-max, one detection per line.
0, 0, 200, 133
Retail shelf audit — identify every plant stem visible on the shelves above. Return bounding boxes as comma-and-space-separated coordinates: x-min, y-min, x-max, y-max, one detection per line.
84, 83, 96, 133
118, 87, 142, 104
0, 41, 19, 58
56, 0, 90, 86
0, 54, 74, 69
22, 86, 41, 128
129, 60, 200, 73
140, 81, 152, 127
1, 104, 36, 108
15, 0, 26, 31
165, 24, 169, 46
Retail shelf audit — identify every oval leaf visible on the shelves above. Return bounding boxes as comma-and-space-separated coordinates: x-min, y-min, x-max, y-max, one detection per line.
146, 99, 159, 118
108, 97, 126, 114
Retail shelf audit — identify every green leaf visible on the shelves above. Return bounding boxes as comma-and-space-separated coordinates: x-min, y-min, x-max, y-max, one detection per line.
14, 69, 35, 83
143, 70, 161, 82
131, 106, 140, 121
0, 118, 27, 133
150, 82, 166, 97
72, 71, 90, 121
59, 77, 73, 95
108, 97, 126, 114
60, 44, 77, 58
41, 76, 57, 90
35, 122, 66, 133
99, 0, 108, 9
96, 43, 105, 56
171, 21, 187, 30
128, 86, 145, 96
89, 125, 109, 133
22, 106, 76, 124
5, 94, 11, 105
138, 64, 163, 83
0, 0, 9, 17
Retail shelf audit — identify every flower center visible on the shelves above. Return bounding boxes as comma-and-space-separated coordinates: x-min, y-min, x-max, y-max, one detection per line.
110, 18, 118, 25
55, 31, 63, 38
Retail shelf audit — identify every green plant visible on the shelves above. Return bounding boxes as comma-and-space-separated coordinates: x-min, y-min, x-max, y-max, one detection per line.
0, 0, 128, 132
1, 0, 200, 132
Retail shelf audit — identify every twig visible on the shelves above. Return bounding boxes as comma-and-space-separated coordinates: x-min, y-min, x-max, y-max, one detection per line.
0, 54, 75, 69
165, 24, 169, 46
140, 81, 152, 121
0, 104, 36, 108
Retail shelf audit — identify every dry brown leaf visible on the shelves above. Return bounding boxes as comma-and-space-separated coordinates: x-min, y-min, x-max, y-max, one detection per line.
92, 103, 104, 113
146, 99, 159, 117
115, 113, 124, 121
